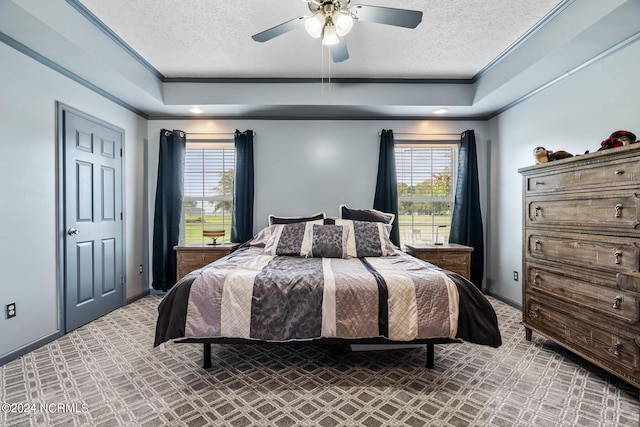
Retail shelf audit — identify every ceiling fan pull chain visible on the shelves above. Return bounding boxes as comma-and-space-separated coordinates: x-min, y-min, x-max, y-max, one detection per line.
321, 42, 324, 96
328, 48, 331, 97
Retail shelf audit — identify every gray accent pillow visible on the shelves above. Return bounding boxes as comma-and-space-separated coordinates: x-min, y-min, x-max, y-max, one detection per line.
269, 212, 325, 225
275, 222, 307, 256
353, 221, 383, 257
333, 219, 396, 258
309, 225, 347, 258
340, 205, 395, 224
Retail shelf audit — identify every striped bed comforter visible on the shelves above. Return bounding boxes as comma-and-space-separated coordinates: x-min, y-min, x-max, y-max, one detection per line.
154, 246, 501, 348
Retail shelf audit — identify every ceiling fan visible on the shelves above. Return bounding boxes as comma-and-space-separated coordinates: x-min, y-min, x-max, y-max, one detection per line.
251, 0, 423, 63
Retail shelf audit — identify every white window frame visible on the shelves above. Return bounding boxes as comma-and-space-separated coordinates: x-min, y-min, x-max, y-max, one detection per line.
180, 139, 235, 245
395, 141, 458, 247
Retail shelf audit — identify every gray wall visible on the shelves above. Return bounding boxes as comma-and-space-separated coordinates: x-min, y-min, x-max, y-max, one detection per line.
147, 119, 489, 235
0, 42, 148, 362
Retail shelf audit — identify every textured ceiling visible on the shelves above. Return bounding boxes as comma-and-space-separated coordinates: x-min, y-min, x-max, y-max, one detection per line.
77, 0, 563, 79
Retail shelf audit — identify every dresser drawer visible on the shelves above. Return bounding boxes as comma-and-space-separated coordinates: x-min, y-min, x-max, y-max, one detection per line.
525, 191, 640, 234
416, 252, 469, 278
174, 243, 240, 280
524, 157, 640, 195
526, 263, 640, 323
180, 251, 227, 265
178, 252, 224, 272
404, 244, 472, 280
525, 230, 640, 275
525, 297, 640, 378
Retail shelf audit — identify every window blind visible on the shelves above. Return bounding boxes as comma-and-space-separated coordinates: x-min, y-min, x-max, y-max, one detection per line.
395, 143, 458, 246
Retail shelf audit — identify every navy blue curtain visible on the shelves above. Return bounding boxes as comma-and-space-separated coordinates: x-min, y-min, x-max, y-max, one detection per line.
373, 129, 400, 246
231, 130, 254, 243
450, 130, 484, 289
152, 129, 186, 291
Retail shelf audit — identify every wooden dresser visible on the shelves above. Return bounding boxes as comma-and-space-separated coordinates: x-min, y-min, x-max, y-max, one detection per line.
404, 243, 473, 280
174, 243, 241, 281
519, 145, 640, 389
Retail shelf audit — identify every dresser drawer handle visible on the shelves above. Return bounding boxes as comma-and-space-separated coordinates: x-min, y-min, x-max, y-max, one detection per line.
614, 204, 623, 218
534, 206, 541, 217
534, 181, 544, 186
534, 239, 541, 250
614, 250, 622, 264
614, 170, 624, 175
613, 295, 622, 309
533, 273, 541, 284
612, 342, 622, 357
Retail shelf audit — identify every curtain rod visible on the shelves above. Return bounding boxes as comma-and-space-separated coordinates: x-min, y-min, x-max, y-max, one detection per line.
378, 132, 462, 136
187, 131, 256, 136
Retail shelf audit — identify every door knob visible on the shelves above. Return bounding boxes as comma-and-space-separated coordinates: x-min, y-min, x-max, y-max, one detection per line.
67, 228, 80, 235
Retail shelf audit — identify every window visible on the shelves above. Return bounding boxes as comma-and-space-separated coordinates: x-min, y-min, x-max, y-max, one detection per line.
395, 142, 458, 246
181, 140, 235, 245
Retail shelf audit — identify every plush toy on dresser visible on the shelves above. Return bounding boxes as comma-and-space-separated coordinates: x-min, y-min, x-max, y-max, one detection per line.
532, 146, 574, 164
598, 130, 637, 151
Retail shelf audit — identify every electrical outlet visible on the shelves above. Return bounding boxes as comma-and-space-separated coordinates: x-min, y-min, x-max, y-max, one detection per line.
6, 302, 16, 319
513, 271, 519, 281
139, 264, 143, 274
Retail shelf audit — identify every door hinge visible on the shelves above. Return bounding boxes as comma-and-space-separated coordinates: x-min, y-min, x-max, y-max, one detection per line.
120, 148, 123, 157
121, 212, 123, 220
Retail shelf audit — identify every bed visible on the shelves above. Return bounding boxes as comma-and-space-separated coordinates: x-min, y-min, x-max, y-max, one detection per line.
154, 214, 502, 369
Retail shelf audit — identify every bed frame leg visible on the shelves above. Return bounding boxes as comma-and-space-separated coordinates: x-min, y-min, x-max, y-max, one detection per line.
425, 343, 434, 369
203, 343, 212, 369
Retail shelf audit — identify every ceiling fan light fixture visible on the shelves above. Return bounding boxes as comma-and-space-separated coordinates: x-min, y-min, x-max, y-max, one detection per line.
251, 1, 423, 63
304, 13, 325, 38
334, 11, 354, 36
322, 24, 340, 46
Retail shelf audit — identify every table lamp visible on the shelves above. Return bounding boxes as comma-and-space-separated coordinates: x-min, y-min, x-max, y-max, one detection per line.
203, 229, 225, 245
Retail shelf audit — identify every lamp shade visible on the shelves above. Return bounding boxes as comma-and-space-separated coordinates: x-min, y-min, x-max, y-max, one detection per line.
304, 13, 325, 38
334, 12, 354, 36
322, 24, 340, 45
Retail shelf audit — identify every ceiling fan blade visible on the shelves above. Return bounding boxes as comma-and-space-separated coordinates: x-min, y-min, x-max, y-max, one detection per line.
352, 5, 423, 28
330, 37, 349, 62
252, 16, 306, 42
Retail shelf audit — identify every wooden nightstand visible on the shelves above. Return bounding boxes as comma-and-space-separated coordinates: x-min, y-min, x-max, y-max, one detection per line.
404, 243, 473, 280
174, 243, 241, 281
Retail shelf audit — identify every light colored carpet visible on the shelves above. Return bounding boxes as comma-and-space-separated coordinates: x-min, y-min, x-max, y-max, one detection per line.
1, 295, 638, 426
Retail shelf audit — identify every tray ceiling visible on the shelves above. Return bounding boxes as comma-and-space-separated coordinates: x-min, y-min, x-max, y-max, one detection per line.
77, 0, 563, 80
2, 0, 637, 118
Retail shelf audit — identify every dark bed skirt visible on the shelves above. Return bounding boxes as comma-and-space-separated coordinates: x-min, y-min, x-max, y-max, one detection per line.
176, 337, 462, 369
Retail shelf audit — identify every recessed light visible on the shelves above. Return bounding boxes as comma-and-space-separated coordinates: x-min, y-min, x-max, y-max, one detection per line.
189, 106, 204, 114
432, 108, 449, 115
